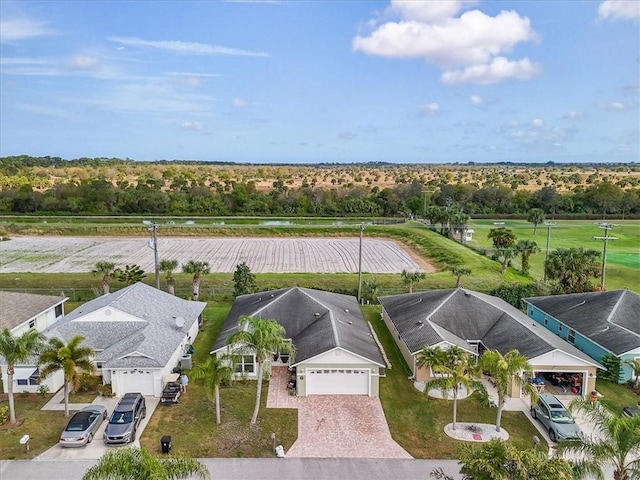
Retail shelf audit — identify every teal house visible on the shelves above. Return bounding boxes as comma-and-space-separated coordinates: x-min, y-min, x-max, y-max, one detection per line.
524, 290, 640, 383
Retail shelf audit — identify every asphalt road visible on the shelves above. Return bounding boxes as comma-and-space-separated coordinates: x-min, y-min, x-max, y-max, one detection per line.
0, 458, 464, 480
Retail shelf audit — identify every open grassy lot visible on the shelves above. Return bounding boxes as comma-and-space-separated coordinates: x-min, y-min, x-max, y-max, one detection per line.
362, 306, 545, 458
467, 219, 640, 292
139, 303, 298, 457
0, 394, 69, 459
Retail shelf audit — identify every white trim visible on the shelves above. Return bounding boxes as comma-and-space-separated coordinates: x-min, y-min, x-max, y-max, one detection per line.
290, 346, 384, 368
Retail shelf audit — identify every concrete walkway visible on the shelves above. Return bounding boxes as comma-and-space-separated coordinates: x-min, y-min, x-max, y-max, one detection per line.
41, 388, 92, 412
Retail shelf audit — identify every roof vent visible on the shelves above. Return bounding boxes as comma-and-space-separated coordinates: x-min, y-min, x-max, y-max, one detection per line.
416, 320, 423, 325
344, 309, 349, 313
348, 321, 353, 325
314, 312, 321, 317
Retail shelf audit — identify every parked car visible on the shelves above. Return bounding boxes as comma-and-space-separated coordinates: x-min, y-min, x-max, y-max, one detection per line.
103, 392, 146, 445
531, 393, 582, 442
59, 405, 108, 447
622, 406, 640, 417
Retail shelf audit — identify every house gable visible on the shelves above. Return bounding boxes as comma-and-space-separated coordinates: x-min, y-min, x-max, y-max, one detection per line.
294, 347, 384, 367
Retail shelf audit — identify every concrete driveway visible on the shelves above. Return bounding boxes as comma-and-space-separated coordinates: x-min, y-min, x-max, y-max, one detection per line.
286, 396, 412, 458
37, 395, 159, 460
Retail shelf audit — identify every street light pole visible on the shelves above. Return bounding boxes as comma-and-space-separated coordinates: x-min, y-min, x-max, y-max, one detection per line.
543, 221, 556, 282
357, 223, 365, 303
146, 222, 160, 289
594, 223, 618, 291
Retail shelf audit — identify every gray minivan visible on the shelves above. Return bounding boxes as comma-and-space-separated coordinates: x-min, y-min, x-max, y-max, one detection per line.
103, 392, 146, 445
532, 393, 582, 442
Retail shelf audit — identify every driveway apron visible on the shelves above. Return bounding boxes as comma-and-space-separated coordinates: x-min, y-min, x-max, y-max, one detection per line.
285, 395, 412, 458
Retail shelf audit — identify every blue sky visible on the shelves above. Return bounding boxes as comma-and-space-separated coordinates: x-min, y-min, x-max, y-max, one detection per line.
1, 0, 638, 164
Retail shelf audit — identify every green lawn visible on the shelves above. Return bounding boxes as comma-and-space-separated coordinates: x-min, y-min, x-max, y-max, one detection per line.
467, 219, 640, 292
595, 379, 640, 416
362, 306, 545, 458
0, 394, 69, 459
139, 304, 298, 457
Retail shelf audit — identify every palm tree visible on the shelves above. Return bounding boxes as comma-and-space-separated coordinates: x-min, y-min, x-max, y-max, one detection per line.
182, 260, 210, 300
488, 228, 517, 249
416, 345, 485, 430
227, 316, 295, 424
493, 247, 517, 275
557, 400, 640, 480
38, 335, 95, 417
82, 447, 209, 480
400, 269, 426, 294
450, 439, 574, 480
544, 248, 601, 293
363, 277, 380, 303
92, 261, 117, 295
479, 349, 538, 433
0, 329, 46, 423
191, 355, 233, 425
515, 240, 540, 276
159, 259, 179, 295
527, 208, 546, 235
624, 358, 640, 386
450, 266, 472, 288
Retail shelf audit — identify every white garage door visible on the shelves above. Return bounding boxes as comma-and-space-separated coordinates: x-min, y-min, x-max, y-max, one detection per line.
306, 369, 369, 395
117, 370, 155, 396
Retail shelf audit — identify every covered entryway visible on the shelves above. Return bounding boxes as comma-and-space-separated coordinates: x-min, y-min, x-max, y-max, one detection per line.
116, 369, 155, 396
305, 368, 369, 395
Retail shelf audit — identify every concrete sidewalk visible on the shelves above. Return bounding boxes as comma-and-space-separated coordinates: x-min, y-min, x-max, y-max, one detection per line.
41, 388, 92, 412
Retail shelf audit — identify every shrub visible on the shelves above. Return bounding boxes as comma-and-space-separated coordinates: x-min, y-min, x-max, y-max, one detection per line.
37, 384, 50, 397
76, 372, 101, 393
0, 406, 9, 424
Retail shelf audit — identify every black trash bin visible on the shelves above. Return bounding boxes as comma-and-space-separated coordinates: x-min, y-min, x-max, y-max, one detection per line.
161, 435, 172, 454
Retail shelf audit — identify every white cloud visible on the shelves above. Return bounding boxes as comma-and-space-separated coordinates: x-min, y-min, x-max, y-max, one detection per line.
598, 0, 640, 21
233, 97, 247, 108
389, 0, 469, 23
441, 57, 541, 85
0, 18, 54, 43
421, 102, 441, 116
338, 131, 357, 140
353, 4, 540, 85
600, 101, 625, 110
108, 36, 269, 57
563, 110, 587, 119
67, 55, 100, 70
179, 121, 206, 131
532, 118, 545, 127
470, 95, 484, 106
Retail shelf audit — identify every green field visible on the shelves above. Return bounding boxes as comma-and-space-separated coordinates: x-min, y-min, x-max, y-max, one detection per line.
466, 219, 640, 292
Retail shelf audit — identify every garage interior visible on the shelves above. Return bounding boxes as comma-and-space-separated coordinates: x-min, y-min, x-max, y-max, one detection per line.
529, 371, 585, 396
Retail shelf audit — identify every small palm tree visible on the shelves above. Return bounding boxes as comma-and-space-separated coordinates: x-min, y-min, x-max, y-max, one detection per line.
516, 240, 540, 276
557, 400, 640, 480
417, 345, 485, 430
401, 269, 426, 294
39, 335, 95, 416
450, 266, 472, 288
92, 261, 117, 295
82, 447, 209, 480
159, 259, 179, 295
480, 349, 538, 432
493, 247, 517, 275
227, 316, 295, 424
182, 260, 210, 300
527, 208, 546, 235
191, 355, 234, 425
623, 358, 640, 387
0, 328, 46, 423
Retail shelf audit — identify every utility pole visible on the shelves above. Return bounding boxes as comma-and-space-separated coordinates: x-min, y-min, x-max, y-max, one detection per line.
145, 221, 160, 289
357, 223, 365, 303
594, 223, 618, 291
543, 221, 556, 282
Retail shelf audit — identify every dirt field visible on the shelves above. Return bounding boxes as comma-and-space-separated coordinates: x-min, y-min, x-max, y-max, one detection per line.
0, 236, 432, 274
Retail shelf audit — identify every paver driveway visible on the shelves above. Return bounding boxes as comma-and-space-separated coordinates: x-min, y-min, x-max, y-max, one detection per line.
285, 395, 412, 459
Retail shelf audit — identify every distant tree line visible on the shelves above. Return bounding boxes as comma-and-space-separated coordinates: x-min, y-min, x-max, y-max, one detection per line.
1, 158, 639, 217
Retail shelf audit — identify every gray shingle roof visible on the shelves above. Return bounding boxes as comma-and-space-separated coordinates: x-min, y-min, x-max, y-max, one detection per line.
0, 291, 66, 330
523, 290, 640, 356
212, 287, 384, 366
379, 288, 601, 367
43, 283, 206, 369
